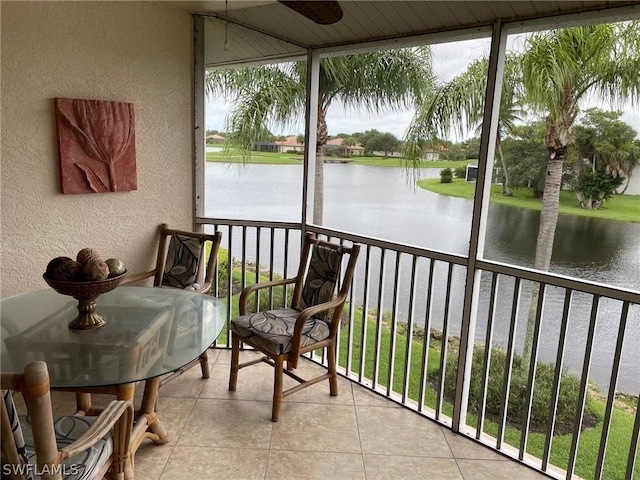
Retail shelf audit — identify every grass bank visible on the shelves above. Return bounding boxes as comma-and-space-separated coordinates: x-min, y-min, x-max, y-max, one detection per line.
206, 148, 472, 169
417, 178, 640, 223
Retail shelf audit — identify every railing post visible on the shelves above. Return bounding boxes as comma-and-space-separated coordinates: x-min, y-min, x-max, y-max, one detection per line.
453, 20, 506, 432
192, 14, 206, 230
302, 48, 320, 234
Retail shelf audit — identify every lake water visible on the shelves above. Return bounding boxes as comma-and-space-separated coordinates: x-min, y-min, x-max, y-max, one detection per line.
205, 162, 640, 393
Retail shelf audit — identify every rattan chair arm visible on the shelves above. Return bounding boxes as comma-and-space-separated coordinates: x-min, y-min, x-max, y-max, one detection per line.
59, 400, 133, 462
290, 294, 347, 357
120, 270, 157, 285
195, 281, 212, 294
239, 277, 298, 314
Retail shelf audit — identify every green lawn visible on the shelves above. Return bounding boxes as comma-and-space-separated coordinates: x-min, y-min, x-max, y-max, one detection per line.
206, 148, 472, 169
417, 178, 640, 223
207, 149, 305, 164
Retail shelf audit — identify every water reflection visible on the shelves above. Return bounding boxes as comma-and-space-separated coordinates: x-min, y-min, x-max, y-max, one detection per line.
486, 205, 640, 291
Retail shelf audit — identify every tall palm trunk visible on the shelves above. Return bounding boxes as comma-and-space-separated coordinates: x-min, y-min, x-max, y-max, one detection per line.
618, 177, 630, 195
313, 106, 329, 225
496, 135, 512, 196
522, 117, 570, 369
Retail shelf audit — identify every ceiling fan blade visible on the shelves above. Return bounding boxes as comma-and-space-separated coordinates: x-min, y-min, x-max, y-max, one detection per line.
278, 1, 343, 25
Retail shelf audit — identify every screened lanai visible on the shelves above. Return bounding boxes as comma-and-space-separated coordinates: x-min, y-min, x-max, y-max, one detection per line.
187, 2, 640, 479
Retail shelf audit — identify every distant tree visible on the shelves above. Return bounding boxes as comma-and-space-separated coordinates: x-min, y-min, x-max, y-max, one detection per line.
296, 134, 305, 145
460, 136, 481, 160
573, 108, 640, 194
501, 123, 549, 195
439, 144, 466, 161
351, 132, 364, 143
342, 136, 357, 147
358, 129, 383, 153
368, 132, 400, 157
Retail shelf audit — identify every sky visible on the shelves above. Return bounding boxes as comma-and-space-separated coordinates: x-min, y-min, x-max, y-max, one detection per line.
205, 37, 640, 142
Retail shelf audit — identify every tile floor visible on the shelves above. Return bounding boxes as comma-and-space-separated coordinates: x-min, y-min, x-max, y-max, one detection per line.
52, 349, 551, 479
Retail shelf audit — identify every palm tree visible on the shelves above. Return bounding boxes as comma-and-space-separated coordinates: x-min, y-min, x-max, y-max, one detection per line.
404, 21, 640, 368
609, 141, 640, 194
520, 22, 640, 364
523, 22, 639, 272
206, 48, 433, 224
403, 54, 525, 196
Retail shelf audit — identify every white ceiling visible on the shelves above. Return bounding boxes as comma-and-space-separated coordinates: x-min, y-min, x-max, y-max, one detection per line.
168, 1, 640, 67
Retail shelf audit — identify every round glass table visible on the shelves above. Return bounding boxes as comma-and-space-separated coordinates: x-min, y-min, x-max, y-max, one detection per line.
1, 286, 227, 448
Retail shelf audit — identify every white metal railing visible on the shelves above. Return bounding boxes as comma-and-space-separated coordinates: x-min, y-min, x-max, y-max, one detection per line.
198, 217, 639, 480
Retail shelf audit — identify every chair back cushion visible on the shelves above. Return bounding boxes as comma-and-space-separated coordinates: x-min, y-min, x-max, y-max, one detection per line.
298, 243, 344, 319
162, 234, 204, 289
1, 389, 113, 480
2, 390, 32, 480
21, 416, 112, 480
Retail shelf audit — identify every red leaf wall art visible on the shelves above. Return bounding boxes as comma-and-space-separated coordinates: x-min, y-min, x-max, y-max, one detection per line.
55, 98, 137, 194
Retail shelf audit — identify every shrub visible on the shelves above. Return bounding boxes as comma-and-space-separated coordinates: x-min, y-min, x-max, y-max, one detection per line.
245, 282, 293, 312
205, 245, 229, 293
442, 345, 595, 434
226, 260, 293, 312
440, 168, 453, 183
454, 165, 467, 179
573, 172, 624, 209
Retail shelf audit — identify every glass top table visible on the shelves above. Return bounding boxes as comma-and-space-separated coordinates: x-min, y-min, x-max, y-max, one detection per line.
0, 286, 227, 389
1, 286, 227, 448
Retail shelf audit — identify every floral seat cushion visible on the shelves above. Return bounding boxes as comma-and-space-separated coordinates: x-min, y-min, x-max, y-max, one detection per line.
230, 243, 344, 356
230, 308, 331, 356
2, 391, 113, 480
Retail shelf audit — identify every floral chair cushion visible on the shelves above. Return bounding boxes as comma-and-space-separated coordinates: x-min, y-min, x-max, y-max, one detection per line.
230, 308, 330, 356
2, 390, 31, 480
161, 233, 204, 289
298, 243, 344, 319
229, 242, 343, 356
2, 391, 113, 480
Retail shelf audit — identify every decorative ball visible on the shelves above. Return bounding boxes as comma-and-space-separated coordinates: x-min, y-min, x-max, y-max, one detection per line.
50, 259, 83, 281
77, 248, 102, 265
46, 256, 73, 277
105, 258, 126, 277
83, 259, 109, 281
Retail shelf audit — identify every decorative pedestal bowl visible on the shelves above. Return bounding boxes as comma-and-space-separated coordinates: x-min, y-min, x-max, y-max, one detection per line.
43, 272, 127, 330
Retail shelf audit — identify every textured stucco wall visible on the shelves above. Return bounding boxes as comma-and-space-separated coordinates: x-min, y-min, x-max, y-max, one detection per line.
1, 1, 194, 297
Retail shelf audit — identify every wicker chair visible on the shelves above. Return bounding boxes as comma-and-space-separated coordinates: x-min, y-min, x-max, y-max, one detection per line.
229, 233, 360, 421
1, 361, 134, 480
122, 223, 223, 384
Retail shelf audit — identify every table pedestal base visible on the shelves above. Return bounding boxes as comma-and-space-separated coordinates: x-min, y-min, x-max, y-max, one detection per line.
70, 377, 171, 455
